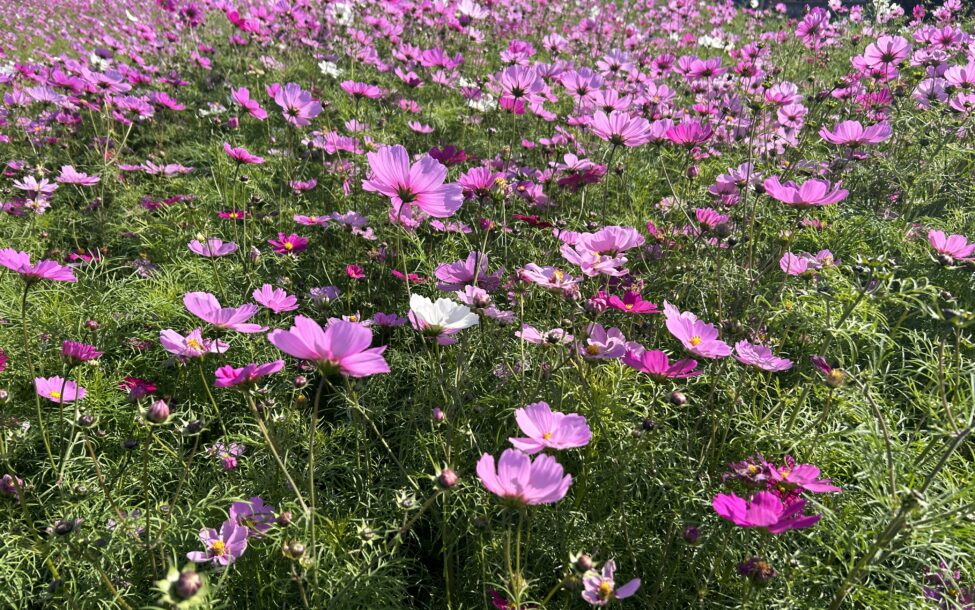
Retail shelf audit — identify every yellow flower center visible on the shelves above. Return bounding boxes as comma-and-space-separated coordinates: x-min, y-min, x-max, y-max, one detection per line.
553, 270, 564, 282
586, 344, 600, 355
598, 581, 613, 599
50, 391, 62, 399
186, 338, 203, 350
309, 216, 317, 222
747, 464, 759, 474
689, 336, 702, 346
211, 540, 227, 556
543, 432, 552, 440
625, 303, 634, 310
284, 241, 294, 250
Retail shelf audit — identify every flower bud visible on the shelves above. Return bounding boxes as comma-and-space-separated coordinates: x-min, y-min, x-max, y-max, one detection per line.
146, 400, 171, 424
123, 437, 139, 450
572, 553, 594, 573
437, 468, 459, 489
668, 391, 687, 406
85, 319, 100, 330
682, 525, 701, 545
277, 511, 293, 526
432, 407, 445, 422
282, 540, 306, 560
174, 570, 203, 600
78, 413, 95, 428
293, 375, 307, 388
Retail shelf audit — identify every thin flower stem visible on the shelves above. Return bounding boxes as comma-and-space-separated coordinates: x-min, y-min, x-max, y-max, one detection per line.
197, 360, 228, 436
246, 393, 309, 512
307, 376, 325, 584
21, 284, 57, 474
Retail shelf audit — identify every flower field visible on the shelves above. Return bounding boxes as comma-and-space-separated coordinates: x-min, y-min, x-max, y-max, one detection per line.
2, 0, 975, 607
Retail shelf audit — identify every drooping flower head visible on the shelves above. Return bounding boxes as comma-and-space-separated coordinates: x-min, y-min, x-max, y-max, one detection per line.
622, 349, 701, 381
214, 361, 285, 388
712, 491, 820, 534
734, 341, 793, 372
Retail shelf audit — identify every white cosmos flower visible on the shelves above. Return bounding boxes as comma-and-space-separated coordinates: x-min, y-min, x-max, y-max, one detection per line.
409, 294, 479, 335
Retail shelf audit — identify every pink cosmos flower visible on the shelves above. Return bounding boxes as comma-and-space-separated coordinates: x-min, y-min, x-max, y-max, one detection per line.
519, 264, 582, 293
267, 317, 390, 377
435, 251, 503, 292
229, 496, 276, 535
340, 80, 384, 100
819, 120, 892, 146
61, 341, 102, 364
362, 145, 463, 219
928, 230, 975, 262
579, 323, 627, 359
607, 292, 659, 314
272, 82, 322, 126
268, 233, 308, 255
186, 519, 248, 567
214, 360, 285, 388
576, 226, 646, 254
516, 325, 573, 346
779, 250, 834, 275
763, 176, 848, 209
509, 401, 591, 454
252, 284, 298, 313
734, 341, 793, 372
223, 142, 265, 164
582, 560, 641, 606
712, 491, 820, 533
230, 86, 268, 120
560, 243, 628, 277
476, 448, 571, 505
763, 459, 842, 494
184, 292, 267, 333
188, 238, 238, 257
622, 349, 701, 381
590, 110, 652, 147
0, 249, 77, 283
663, 302, 731, 359
35, 376, 85, 403
293, 214, 329, 226
56, 165, 100, 186
863, 35, 911, 70
664, 120, 714, 146
160, 328, 230, 359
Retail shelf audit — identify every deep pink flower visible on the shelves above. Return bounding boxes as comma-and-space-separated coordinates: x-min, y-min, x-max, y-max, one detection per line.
665, 120, 714, 146
712, 491, 820, 533
763, 458, 842, 494
622, 349, 701, 381
268, 233, 308, 255
607, 292, 659, 314
763, 177, 848, 209
61, 341, 102, 364
214, 360, 285, 388
223, 142, 264, 164
362, 145, 463, 219
188, 238, 238, 257
184, 292, 267, 333
267, 316, 390, 377
819, 120, 891, 146
663, 302, 731, 359
0, 249, 77, 283
272, 82, 322, 126
863, 35, 911, 70
476, 448, 571, 505
928, 230, 975, 262
509, 401, 591, 454
252, 284, 298, 313
35, 376, 85, 403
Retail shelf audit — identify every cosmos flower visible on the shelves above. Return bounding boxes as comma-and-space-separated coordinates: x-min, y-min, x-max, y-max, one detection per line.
582, 561, 641, 606
712, 491, 820, 533
267, 233, 309, 255
214, 361, 285, 388
271, 82, 322, 126
362, 145, 463, 219
186, 519, 248, 567
230, 86, 268, 120
928, 230, 975, 263
763, 177, 848, 209
56, 165, 100, 186
516, 325, 573, 346
607, 292, 658, 314
590, 110, 652, 147
160, 328, 230, 359
223, 142, 265, 164
252, 284, 298, 313
61, 340, 102, 364
0, 249, 77, 283
229, 496, 276, 535
734, 341, 793, 372
35, 376, 85, 403
184, 292, 266, 333
578, 323, 627, 359
622, 349, 701, 381
508, 401, 591, 454
663, 302, 731, 359
188, 238, 238, 257
818, 120, 891, 146
409, 294, 479, 343
476, 448, 571, 505
267, 317, 390, 377
434, 251, 503, 292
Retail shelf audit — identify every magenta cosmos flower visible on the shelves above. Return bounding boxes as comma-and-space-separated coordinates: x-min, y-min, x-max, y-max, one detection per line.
712, 491, 820, 533
188, 238, 238, 257
928, 229, 975, 263
184, 292, 267, 333
271, 82, 322, 126
622, 348, 701, 381
476, 448, 571, 505
434, 251, 503, 292
252, 284, 298, 313
663, 302, 731, 359
763, 177, 848, 209
230, 86, 268, 120
35, 376, 85, 403
268, 233, 308, 255
0, 248, 76, 283
267, 316, 390, 377
186, 519, 248, 567
863, 35, 911, 70
607, 292, 658, 314
734, 340, 793, 372
582, 560, 641, 606
509, 401, 591, 454
61, 340, 102, 364
819, 120, 892, 146
214, 360, 285, 388
590, 110, 652, 147
362, 145, 463, 219
762, 458, 842, 494
223, 142, 264, 164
